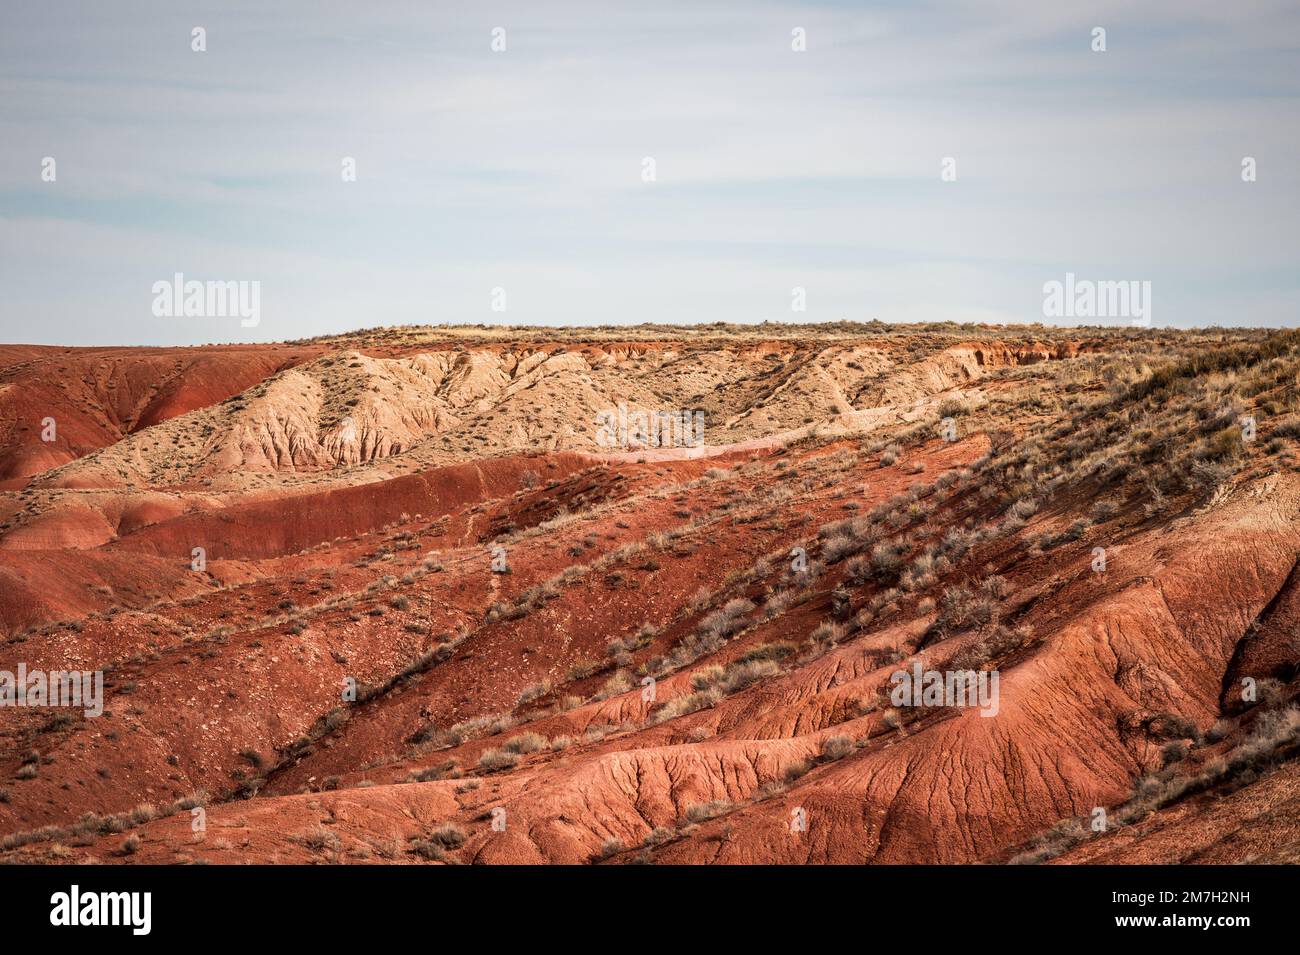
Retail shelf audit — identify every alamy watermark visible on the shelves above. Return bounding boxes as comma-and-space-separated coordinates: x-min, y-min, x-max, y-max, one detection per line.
151, 273, 260, 327
595, 403, 705, 449
50, 885, 151, 935
1042, 272, 1150, 327
0, 663, 104, 718
889, 660, 999, 717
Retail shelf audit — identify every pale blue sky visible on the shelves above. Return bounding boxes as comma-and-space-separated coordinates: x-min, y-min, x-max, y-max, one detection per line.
1, 0, 1298, 345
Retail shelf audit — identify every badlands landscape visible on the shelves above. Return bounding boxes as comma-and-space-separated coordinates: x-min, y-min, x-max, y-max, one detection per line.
1, 321, 1298, 865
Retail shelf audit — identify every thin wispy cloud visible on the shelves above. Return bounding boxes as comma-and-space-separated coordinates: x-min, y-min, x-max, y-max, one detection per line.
2, 0, 1297, 344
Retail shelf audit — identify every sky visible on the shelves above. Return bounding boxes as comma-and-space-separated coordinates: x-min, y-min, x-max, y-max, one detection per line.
1, 0, 1298, 346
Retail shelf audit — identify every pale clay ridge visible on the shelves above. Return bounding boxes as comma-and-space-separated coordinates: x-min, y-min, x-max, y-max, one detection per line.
34, 341, 1058, 489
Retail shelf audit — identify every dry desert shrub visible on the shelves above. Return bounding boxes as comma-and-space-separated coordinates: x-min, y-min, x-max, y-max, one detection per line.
682, 800, 732, 824
297, 825, 341, 852
818, 735, 855, 762
503, 732, 546, 754
427, 822, 467, 849
477, 748, 519, 773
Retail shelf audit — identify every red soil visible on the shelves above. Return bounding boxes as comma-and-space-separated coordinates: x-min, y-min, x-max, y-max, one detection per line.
1, 326, 1297, 866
